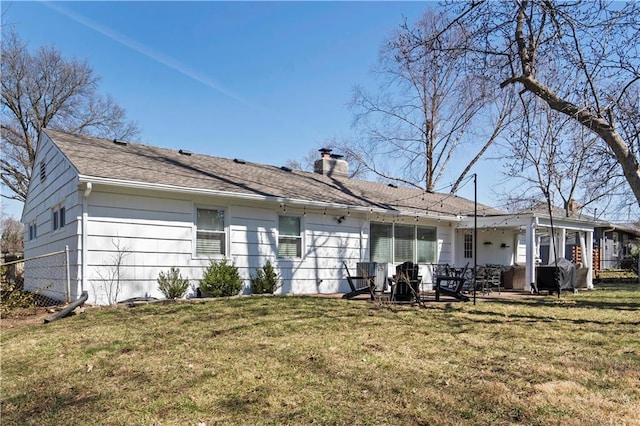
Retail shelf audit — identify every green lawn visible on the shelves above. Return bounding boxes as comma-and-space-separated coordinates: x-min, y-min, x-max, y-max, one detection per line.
2, 284, 639, 425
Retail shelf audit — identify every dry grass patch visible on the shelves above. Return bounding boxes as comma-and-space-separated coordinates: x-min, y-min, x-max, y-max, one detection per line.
2, 284, 639, 425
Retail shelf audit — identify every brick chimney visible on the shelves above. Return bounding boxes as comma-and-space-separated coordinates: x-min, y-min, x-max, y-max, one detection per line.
566, 199, 580, 217
314, 148, 348, 178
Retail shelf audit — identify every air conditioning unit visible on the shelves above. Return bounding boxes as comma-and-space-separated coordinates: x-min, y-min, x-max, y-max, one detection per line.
357, 262, 389, 292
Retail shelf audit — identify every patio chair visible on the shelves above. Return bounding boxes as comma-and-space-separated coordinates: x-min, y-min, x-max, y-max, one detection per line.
435, 262, 470, 302
474, 265, 489, 293
389, 261, 422, 302
485, 265, 503, 294
342, 261, 375, 300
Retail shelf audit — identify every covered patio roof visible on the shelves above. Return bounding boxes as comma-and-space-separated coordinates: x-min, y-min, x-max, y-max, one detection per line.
458, 212, 595, 291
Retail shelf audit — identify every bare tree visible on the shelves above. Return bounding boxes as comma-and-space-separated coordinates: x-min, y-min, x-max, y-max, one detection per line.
438, 1, 640, 207
1, 30, 140, 202
94, 238, 130, 305
345, 10, 509, 192
1, 214, 23, 255
502, 95, 610, 217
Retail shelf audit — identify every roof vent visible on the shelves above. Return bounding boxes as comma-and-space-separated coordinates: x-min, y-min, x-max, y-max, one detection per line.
113, 139, 128, 146
388, 183, 398, 188
233, 158, 246, 164
179, 149, 192, 156
280, 166, 293, 172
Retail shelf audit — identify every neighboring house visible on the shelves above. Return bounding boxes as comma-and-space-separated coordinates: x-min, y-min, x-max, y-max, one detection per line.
594, 223, 640, 270
22, 130, 594, 304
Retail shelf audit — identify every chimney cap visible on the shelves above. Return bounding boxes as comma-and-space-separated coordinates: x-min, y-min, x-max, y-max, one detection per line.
318, 148, 333, 158
330, 153, 343, 159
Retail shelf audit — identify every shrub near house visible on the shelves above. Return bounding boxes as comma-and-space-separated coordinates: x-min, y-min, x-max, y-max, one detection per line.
199, 258, 243, 297
157, 267, 190, 299
251, 261, 281, 294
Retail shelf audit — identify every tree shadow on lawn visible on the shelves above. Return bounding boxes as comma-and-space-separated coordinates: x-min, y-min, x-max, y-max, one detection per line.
465, 300, 640, 328
482, 296, 639, 313
2, 381, 102, 425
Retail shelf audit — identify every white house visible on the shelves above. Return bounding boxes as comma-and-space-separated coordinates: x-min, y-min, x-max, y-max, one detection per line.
22, 130, 593, 304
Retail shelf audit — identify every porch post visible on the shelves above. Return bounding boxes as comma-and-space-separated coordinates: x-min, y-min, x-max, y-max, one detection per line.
525, 218, 536, 292
558, 228, 566, 260
586, 231, 594, 289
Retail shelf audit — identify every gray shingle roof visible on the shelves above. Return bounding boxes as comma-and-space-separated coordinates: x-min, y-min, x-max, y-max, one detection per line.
44, 129, 504, 217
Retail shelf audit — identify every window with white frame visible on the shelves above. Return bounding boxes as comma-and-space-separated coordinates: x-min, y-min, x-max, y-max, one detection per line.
370, 223, 392, 262
464, 233, 473, 259
417, 226, 437, 263
196, 208, 225, 256
52, 204, 66, 231
278, 216, 302, 258
29, 221, 37, 241
370, 222, 437, 263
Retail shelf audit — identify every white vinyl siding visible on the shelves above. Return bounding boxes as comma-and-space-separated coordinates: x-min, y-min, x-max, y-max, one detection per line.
196, 208, 225, 256
278, 216, 301, 258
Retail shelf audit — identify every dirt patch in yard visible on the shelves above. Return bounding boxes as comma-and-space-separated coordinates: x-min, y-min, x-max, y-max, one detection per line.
1, 306, 56, 329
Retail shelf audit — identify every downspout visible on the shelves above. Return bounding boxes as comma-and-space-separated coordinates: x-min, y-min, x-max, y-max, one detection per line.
526, 216, 539, 292
81, 182, 92, 296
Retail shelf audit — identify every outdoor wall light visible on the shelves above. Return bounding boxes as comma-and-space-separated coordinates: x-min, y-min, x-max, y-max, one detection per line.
483, 241, 493, 245
336, 215, 346, 224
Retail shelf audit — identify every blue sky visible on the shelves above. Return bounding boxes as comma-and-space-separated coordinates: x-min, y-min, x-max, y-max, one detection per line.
2, 1, 509, 219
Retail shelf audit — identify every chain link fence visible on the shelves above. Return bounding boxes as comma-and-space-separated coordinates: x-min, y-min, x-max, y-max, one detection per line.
1, 247, 70, 312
